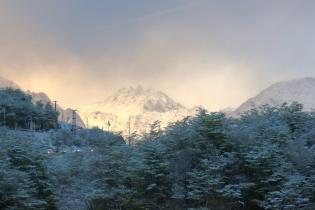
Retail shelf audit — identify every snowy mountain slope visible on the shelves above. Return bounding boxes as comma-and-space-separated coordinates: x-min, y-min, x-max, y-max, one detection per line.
232, 77, 315, 116
58, 108, 86, 129
78, 85, 198, 134
25, 91, 86, 128
26, 90, 51, 105
0, 76, 21, 89
219, 107, 236, 115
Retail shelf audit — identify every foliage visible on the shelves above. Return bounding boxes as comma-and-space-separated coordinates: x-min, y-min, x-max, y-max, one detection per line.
50, 126, 125, 148
0, 127, 58, 209
4, 101, 315, 209
82, 103, 315, 209
0, 87, 59, 129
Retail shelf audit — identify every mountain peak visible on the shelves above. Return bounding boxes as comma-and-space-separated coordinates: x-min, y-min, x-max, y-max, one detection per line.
135, 85, 144, 95
233, 77, 315, 115
107, 85, 186, 113
135, 84, 143, 91
78, 85, 195, 134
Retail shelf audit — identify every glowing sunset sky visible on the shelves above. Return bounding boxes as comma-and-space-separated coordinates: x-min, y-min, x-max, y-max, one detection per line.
1, 1, 315, 111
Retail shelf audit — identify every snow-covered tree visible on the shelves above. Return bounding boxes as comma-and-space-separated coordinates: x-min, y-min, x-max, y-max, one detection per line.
0, 127, 58, 209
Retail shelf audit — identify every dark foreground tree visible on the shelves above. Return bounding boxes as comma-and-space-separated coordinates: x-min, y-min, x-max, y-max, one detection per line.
0, 127, 58, 209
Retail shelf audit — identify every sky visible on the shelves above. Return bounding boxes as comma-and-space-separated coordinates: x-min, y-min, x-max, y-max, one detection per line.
1, 0, 315, 111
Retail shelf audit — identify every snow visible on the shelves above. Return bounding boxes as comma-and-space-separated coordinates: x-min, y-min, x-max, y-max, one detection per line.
77, 86, 197, 134
0, 76, 22, 90
229, 77, 315, 117
219, 107, 236, 113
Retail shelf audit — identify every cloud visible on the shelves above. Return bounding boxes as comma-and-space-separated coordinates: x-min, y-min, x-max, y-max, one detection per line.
1, 1, 315, 111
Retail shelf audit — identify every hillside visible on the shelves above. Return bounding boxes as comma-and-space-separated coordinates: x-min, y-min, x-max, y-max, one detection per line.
0, 76, 85, 128
0, 76, 21, 89
229, 77, 315, 116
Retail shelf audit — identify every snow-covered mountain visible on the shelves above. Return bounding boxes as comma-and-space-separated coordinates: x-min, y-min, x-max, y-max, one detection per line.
231, 77, 315, 116
0, 76, 85, 128
219, 107, 236, 115
26, 91, 85, 128
26, 90, 51, 105
0, 76, 21, 89
78, 85, 198, 134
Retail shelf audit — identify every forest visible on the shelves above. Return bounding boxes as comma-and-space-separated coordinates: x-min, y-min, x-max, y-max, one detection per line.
1, 88, 315, 209
0, 88, 58, 130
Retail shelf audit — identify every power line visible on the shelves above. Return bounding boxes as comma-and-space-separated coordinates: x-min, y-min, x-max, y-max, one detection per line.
3, 108, 5, 127
72, 110, 77, 135
128, 116, 131, 145
86, 118, 90, 148
53, 101, 58, 129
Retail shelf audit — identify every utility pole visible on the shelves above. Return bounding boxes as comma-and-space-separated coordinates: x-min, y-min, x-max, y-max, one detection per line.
72, 110, 77, 135
128, 122, 131, 145
3, 108, 5, 127
86, 118, 89, 148
53, 101, 58, 129
61, 109, 64, 122
30, 116, 32, 132
42, 111, 44, 130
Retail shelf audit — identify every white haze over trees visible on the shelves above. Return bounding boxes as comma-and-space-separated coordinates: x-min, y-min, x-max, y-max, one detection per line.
1, 86, 315, 209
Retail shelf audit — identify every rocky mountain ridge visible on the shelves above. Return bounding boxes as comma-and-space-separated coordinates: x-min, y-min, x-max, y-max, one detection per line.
226, 77, 315, 117
78, 85, 198, 134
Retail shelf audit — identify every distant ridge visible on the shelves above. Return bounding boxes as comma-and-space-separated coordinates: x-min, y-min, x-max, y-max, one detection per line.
26, 90, 86, 128
0, 76, 22, 89
0, 76, 85, 128
228, 77, 315, 117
